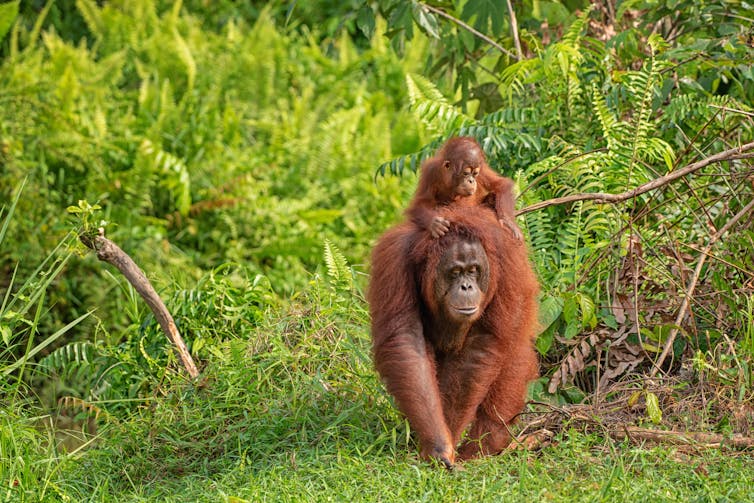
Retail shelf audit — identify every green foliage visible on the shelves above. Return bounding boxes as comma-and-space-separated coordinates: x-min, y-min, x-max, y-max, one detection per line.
0, 185, 93, 498
1, 182, 90, 376
379, 3, 754, 397
1, 2, 754, 499
0, 0, 19, 42
323, 239, 353, 290
66, 199, 106, 248
136, 139, 192, 217
0, 0, 426, 341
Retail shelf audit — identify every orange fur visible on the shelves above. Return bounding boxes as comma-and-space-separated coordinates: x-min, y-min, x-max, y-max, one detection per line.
406, 137, 521, 240
368, 204, 539, 464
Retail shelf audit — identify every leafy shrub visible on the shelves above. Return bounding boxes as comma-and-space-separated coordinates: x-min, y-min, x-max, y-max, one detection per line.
380, 6, 754, 399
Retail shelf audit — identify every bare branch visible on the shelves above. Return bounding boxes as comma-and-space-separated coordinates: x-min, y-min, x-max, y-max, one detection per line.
516, 141, 754, 216
505, 0, 523, 60
708, 104, 754, 118
613, 425, 754, 449
80, 229, 200, 379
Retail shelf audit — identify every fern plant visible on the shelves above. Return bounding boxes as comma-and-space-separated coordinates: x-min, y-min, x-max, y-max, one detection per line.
323, 239, 352, 290
136, 139, 192, 216
405, 73, 470, 134
377, 13, 754, 398
379, 73, 547, 176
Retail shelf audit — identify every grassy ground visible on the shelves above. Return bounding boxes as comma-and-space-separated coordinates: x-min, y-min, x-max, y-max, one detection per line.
2, 3, 753, 502
50, 432, 754, 501
5, 284, 752, 502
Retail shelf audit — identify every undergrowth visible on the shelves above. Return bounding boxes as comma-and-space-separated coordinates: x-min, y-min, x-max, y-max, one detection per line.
1, 1, 753, 501
3, 240, 752, 501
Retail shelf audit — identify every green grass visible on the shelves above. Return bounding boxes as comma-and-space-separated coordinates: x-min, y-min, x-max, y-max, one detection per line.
4, 280, 753, 502
37, 430, 754, 501
2, 3, 753, 501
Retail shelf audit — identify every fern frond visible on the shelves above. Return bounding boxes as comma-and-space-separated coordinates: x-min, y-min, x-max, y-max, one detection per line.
324, 239, 352, 288
39, 341, 95, 371
666, 94, 751, 129
561, 5, 594, 47
580, 202, 613, 245
314, 107, 364, 170
556, 201, 584, 283
524, 208, 554, 255
38, 341, 98, 383
456, 124, 520, 156
377, 138, 441, 176
499, 58, 539, 101
173, 28, 196, 92
622, 54, 666, 183
647, 33, 670, 55
548, 332, 600, 393
481, 107, 539, 126
139, 139, 191, 216
59, 396, 113, 422
406, 73, 470, 132
76, 0, 104, 39
591, 85, 618, 150
640, 137, 676, 171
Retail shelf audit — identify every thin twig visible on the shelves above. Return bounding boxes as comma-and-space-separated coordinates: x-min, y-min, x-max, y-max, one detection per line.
612, 426, 754, 449
418, 3, 518, 61
650, 197, 754, 376
708, 104, 754, 118
505, 0, 523, 60
516, 142, 754, 215
682, 242, 754, 280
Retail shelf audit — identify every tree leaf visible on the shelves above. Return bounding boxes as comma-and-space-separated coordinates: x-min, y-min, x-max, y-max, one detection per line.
627, 390, 642, 407
578, 292, 597, 329
645, 391, 662, 424
535, 324, 555, 355
537, 294, 563, 333
563, 294, 578, 325
0, 0, 19, 42
461, 0, 506, 36
356, 6, 375, 39
412, 4, 440, 39
564, 319, 581, 339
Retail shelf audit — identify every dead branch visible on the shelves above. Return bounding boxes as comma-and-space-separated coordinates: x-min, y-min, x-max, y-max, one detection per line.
509, 429, 554, 451
613, 426, 754, 449
516, 141, 754, 215
650, 197, 754, 375
80, 228, 200, 379
505, 0, 523, 61
507, 425, 754, 452
708, 104, 754, 118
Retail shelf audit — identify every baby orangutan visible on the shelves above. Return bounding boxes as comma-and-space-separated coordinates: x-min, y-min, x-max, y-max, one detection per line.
407, 137, 522, 241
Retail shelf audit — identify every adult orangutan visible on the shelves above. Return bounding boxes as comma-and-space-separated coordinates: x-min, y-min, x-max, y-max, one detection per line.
367, 204, 539, 467
406, 136, 522, 241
